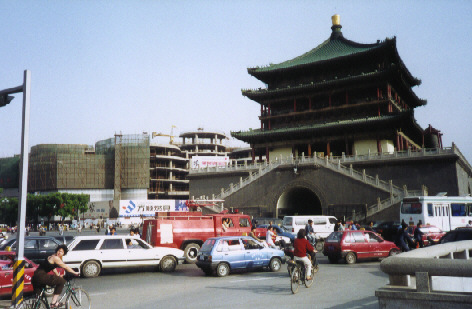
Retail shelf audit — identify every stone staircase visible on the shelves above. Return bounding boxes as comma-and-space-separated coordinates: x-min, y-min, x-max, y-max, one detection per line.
195, 154, 423, 218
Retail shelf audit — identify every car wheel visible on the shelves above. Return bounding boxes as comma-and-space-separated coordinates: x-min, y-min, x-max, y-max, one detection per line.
82, 260, 101, 278
216, 263, 230, 277
345, 252, 357, 264
315, 241, 324, 252
184, 243, 200, 264
328, 256, 338, 264
269, 258, 282, 272
389, 249, 400, 256
160, 256, 177, 272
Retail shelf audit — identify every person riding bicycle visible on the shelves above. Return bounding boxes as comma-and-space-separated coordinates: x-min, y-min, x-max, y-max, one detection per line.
32, 244, 79, 308
293, 229, 314, 281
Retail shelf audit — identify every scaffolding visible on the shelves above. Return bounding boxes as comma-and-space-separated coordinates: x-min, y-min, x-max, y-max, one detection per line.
96, 133, 150, 190
0, 156, 20, 189
28, 144, 106, 191
27, 133, 150, 192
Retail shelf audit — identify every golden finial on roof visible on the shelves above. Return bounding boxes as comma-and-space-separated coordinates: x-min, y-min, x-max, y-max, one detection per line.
332, 14, 340, 26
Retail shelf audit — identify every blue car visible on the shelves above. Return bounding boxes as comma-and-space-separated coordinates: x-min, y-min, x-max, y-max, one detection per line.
257, 224, 295, 242
196, 236, 286, 277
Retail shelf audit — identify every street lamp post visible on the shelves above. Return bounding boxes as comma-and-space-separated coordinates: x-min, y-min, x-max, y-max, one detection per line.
0, 70, 31, 307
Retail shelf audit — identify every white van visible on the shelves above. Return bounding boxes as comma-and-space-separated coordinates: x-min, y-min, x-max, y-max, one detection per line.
282, 215, 337, 239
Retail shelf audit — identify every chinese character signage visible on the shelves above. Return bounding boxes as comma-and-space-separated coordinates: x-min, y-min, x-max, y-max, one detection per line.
191, 156, 229, 169
119, 200, 189, 217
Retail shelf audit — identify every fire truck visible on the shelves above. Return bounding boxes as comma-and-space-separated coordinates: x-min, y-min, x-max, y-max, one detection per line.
142, 211, 253, 263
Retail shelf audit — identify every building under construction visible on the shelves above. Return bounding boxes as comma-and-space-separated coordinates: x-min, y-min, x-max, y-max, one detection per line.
27, 133, 150, 202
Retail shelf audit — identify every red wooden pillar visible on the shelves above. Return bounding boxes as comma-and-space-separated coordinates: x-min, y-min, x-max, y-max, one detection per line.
261, 105, 263, 129
266, 146, 269, 162
377, 140, 382, 154
396, 133, 400, 151
326, 142, 331, 157
377, 88, 380, 100
308, 144, 312, 157
388, 85, 391, 98
251, 147, 255, 163
268, 104, 271, 115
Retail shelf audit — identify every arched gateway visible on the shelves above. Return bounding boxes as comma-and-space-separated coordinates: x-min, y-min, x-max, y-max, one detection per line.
276, 186, 322, 217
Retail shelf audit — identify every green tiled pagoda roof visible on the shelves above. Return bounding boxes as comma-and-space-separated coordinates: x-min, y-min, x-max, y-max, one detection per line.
231, 112, 421, 143
249, 36, 383, 73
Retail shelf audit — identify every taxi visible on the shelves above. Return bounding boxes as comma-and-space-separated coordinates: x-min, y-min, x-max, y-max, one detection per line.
324, 230, 400, 264
196, 236, 286, 277
0, 251, 37, 296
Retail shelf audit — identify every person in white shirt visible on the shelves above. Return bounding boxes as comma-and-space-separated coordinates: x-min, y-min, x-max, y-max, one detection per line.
266, 226, 277, 248
466, 220, 472, 227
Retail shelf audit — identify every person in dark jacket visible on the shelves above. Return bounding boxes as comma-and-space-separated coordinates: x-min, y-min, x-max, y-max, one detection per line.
414, 222, 424, 248
398, 224, 414, 252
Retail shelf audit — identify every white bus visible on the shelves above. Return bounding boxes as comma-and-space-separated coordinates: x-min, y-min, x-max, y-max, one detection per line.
400, 195, 472, 232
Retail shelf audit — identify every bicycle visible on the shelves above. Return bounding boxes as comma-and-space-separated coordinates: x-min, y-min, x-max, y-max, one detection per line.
288, 255, 318, 294
17, 273, 91, 309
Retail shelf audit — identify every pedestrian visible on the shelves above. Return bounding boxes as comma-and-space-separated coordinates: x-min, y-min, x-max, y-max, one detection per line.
365, 221, 374, 231
398, 223, 414, 252
266, 226, 277, 248
107, 227, 117, 235
466, 220, 472, 227
414, 222, 424, 248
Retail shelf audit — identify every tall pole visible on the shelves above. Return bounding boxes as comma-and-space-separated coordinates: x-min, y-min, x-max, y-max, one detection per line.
12, 70, 31, 308
16, 70, 31, 260
0, 70, 31, 307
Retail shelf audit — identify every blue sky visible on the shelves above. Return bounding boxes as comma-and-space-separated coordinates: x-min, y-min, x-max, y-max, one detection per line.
1, 1, 471, 162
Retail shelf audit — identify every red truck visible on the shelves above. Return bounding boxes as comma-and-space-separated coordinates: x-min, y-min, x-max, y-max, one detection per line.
142, 212, 253, 263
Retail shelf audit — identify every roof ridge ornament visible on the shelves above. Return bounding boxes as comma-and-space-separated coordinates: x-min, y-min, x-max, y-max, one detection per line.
331, 14, 343, 39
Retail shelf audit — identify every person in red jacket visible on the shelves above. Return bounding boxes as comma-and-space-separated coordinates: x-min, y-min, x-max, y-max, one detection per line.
293, 228, 314, 280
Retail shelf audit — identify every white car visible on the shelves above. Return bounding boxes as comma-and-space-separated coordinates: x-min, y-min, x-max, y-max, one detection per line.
63, 235, 185, 278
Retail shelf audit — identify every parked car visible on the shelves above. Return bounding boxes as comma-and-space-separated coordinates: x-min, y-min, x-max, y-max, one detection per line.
53, 235, 75, 245
406, 225, 445, 246
196, 236, 286, 277
324, 230, 400, 264
63, 235, 185, 278
373, 221, 401, 241
0, 251, 37, 297
439, 227, 472, 244
0, 236, 62, 263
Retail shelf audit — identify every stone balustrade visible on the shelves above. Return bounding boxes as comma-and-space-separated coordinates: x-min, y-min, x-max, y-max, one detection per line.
376, 240, 472, 308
